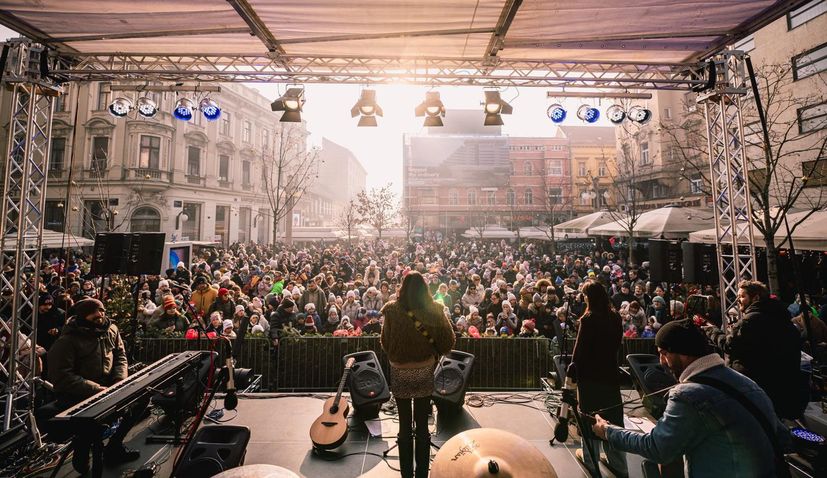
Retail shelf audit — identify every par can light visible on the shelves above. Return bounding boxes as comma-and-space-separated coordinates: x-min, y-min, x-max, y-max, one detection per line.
108, 97, 133, 118
135, 97, 158, 118
628, 105, 653, 124
577, 105, 600, 124
173, 98, 196, 121
606, 104, 626, 125
199, 98, 222, 121
546, 104, 567, 123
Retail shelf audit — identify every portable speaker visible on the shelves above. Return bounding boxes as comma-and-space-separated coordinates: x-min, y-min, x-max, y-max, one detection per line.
91, 233, 130, 275
344, 351, 389, 419
172, 425, 250, 478
649, 239, 683, 283
432, 350, 474, 413
126, 232, 166, 275
681, 241, 719, 286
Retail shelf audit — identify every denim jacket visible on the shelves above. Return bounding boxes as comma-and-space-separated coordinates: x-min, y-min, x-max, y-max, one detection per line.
606, 362, 790, 478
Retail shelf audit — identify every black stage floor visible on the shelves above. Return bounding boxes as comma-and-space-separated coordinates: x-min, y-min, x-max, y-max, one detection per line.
43, 391, 655, 478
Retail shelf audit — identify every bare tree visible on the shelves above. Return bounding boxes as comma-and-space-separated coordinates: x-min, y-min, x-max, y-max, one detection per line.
469, 210, 490, 241
335, 198, 362, 246
398, 200, 418, 242
261, 123, 320, 243
604, 136, 646, 265
538, 161, 574, 255
356, 184, 397, 240
662, 62, 827, 292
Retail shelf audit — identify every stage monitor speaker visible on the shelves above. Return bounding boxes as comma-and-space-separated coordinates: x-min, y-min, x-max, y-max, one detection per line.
433, 350, 475, 413
91, 233, 130, 276
344, 351, 389, 419
682, 242, 719, 286
126, 232, 165, 275
626, 354, 677, 419
172, 425, 250, 478
649, 239, 683, 283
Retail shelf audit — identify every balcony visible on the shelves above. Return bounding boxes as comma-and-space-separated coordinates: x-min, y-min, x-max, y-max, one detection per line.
218, 178, 232, 189
124, 168, 171, 192
241, 183, 252, 191
47, 169, 65, 180
84, 168, 106, 179
186, 174, 206, 186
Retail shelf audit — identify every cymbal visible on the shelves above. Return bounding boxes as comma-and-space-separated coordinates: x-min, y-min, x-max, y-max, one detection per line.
431, 428, 557, 478
212, 464, 300, 478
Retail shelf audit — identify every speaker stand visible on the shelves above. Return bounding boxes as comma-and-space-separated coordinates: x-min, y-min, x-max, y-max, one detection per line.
381, 432, 441, 457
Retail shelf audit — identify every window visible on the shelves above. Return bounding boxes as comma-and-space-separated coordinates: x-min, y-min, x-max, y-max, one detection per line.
664, 107, 672, 120
549, 160, 563, 176
487, 191, 496, 205
731, 34, 755, 53
91, 136, 109, 171
242, 160, 251, 185
524, 189, 533, 205
262, 129, 270, 149
798, 101, 827, 133
181, 203, 201, 240
548, 188, 562, 205
788, 0, 826, 29
187, 146, 201, 176
130, 207, 161, 232
139, 135, 160, 169
578, 161, 587, 177
50, 137, 65, 171
690, 177, 704, 194
793, 42, 827, 80
215, 205, 229, 246
523, 162, 533, 175
640, 142, 650, 165
598, 162, 607, 177
82, 200, 107, 238
506, 189, 515, 205
238, 207, 251, 243
221, 112, 232, 136
802, 159, 827, 187
96, 83, 109, 110
467, 190, 476, 205
449, 191, 459, 205
219, 154, 230, 180
242, 120, 251, 143
44, 201, 65, 232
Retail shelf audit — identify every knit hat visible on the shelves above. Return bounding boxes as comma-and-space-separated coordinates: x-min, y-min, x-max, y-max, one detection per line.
163, 295, 177, 310
587, 271, 596, 278
210, 311, 222, 322
72, 298, 103, 320
523, 319, 536, 330
39, 293, 54, 305
222, 319, 233, 330
652, 296, 666, 306
655, 318, 711, 356
281, 298, 295, 310
532, 293, 542, 302
218, 287, 229, 297
235, 304, 245, 313
158, 280, 169, 289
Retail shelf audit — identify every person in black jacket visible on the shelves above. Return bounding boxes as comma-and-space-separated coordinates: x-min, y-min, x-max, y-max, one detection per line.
36, 293, 65, 351
706, 279, 806, 419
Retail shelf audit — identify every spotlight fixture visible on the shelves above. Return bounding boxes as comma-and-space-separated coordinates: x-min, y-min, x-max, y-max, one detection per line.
482, 90, 513, 126
628, 105, 653, 124
576, 105, 600, 123
271, 87, 306, 123
135, 97, 158, 118
108, 97, 133, 118
606, 104, 626, 125
415, 91, 445, 127
173, 98, 196, 121
351, 89, 383, 127
199, 97, 222, 121
546, 103, 567, 123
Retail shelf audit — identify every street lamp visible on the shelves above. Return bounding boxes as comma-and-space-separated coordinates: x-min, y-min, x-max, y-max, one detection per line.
176, 210, 189, 229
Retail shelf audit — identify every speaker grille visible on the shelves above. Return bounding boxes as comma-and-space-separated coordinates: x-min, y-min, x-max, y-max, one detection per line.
434, 368, 464, 396
351, 369, 384, 399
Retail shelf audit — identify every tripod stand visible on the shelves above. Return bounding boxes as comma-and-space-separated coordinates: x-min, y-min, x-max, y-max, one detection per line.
382, 397, 441, 457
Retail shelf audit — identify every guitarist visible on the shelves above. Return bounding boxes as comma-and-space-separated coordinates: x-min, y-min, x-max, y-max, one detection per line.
381, 271, 455, 478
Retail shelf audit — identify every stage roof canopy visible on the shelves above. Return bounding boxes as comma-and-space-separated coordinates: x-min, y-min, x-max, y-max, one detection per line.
0, 0, 809, 87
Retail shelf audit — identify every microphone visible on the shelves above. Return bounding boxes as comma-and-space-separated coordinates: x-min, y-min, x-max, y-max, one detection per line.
554, 377, 576, 442
224, 356, 238, 411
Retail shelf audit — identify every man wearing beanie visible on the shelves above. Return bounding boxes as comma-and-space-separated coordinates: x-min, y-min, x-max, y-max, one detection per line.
208, 287, 236, 325
48, 298, 145, 473
592, 319, 789, 478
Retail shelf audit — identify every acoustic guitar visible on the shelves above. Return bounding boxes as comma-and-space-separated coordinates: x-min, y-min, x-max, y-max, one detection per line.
309, 357, 355, 450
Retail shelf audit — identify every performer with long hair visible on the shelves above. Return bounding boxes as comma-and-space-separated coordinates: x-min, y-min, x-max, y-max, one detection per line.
381, 271, 455, 478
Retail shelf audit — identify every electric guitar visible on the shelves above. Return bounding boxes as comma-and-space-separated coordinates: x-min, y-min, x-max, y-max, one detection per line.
309, 357, 355, 450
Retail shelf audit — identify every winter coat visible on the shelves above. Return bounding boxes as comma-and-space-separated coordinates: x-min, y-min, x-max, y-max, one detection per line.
362, 293, 384, 312
300, 288, 328, 320
36, 306, 66, 350
191, 286, 218, 317
571, 310, 623, 386
208, 297, 236, 323
341, 300, 361, 321
149, 308, 189, 331
380, 299, 455, 366
47, 318, 127, 404
461, 289, 484, 310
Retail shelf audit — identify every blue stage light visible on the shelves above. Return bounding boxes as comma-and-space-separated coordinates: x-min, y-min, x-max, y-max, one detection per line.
199, 98, 221, 121
173, 98, 196, 121
577, 105, 600, 123
547, 104, 567, 123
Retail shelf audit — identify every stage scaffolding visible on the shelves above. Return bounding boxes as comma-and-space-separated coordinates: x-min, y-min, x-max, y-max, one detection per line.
0, 38, 754, 435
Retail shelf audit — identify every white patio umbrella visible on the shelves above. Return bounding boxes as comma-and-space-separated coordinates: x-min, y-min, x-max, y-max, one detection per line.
553, 211, 619, 239
589, 205, 717, 239
688, 210, 827, 251
462, 224, 516, 239
2, 229, 95, 250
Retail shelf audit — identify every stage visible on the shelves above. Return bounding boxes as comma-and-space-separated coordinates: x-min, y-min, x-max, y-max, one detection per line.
40, 390, 657, 478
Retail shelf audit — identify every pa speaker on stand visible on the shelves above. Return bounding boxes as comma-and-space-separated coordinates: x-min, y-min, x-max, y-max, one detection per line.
433, 350, 474, 416
343, 351, 389, 419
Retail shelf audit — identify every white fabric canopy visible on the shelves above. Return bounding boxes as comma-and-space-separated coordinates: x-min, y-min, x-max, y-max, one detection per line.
284, 227, 345, 241
2, 229, 95, 250
462, 224, 516, 239
688, 210, 827, 252
589, 205, 717, 239
554, 211, 619, 237
0, 1, 796, 64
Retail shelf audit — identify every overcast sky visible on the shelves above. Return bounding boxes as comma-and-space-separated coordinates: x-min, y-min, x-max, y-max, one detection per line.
1, 26, 617, 192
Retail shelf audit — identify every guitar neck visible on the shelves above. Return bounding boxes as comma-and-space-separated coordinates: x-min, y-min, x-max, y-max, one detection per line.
332, 368, 351, 409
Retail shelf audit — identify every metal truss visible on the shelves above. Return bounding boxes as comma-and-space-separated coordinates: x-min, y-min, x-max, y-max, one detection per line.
699, 51, 757, 324
0, 40, 55, 432
54, 53, 708, 90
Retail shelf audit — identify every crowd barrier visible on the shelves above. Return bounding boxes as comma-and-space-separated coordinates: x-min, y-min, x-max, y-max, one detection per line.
133, 336, 657, 392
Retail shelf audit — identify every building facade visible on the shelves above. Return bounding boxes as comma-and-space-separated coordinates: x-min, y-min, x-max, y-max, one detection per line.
558, 126, 618, 214
32, 81, 311, 245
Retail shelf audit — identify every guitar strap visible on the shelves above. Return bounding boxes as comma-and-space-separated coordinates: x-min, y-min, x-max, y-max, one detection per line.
406, 310, 440, 359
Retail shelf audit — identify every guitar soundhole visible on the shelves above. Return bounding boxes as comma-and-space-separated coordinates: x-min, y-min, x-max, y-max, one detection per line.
434, 368, 463, 395
351, 370, 384, 398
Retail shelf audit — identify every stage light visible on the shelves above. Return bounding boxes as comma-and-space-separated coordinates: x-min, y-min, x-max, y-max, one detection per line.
173, 98, 196, 121
351, 89, 383, 127
199, 97, 221, 121
628, 105, 653, 124
577, 105, 600, 123
135, 97, 158, 118
271, 87, 305, 122
606, 104, 626, 125
482, 90, 513, 126
108, 97, 133, 118
546, 104, 567, 123
415, 91, 445, 127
